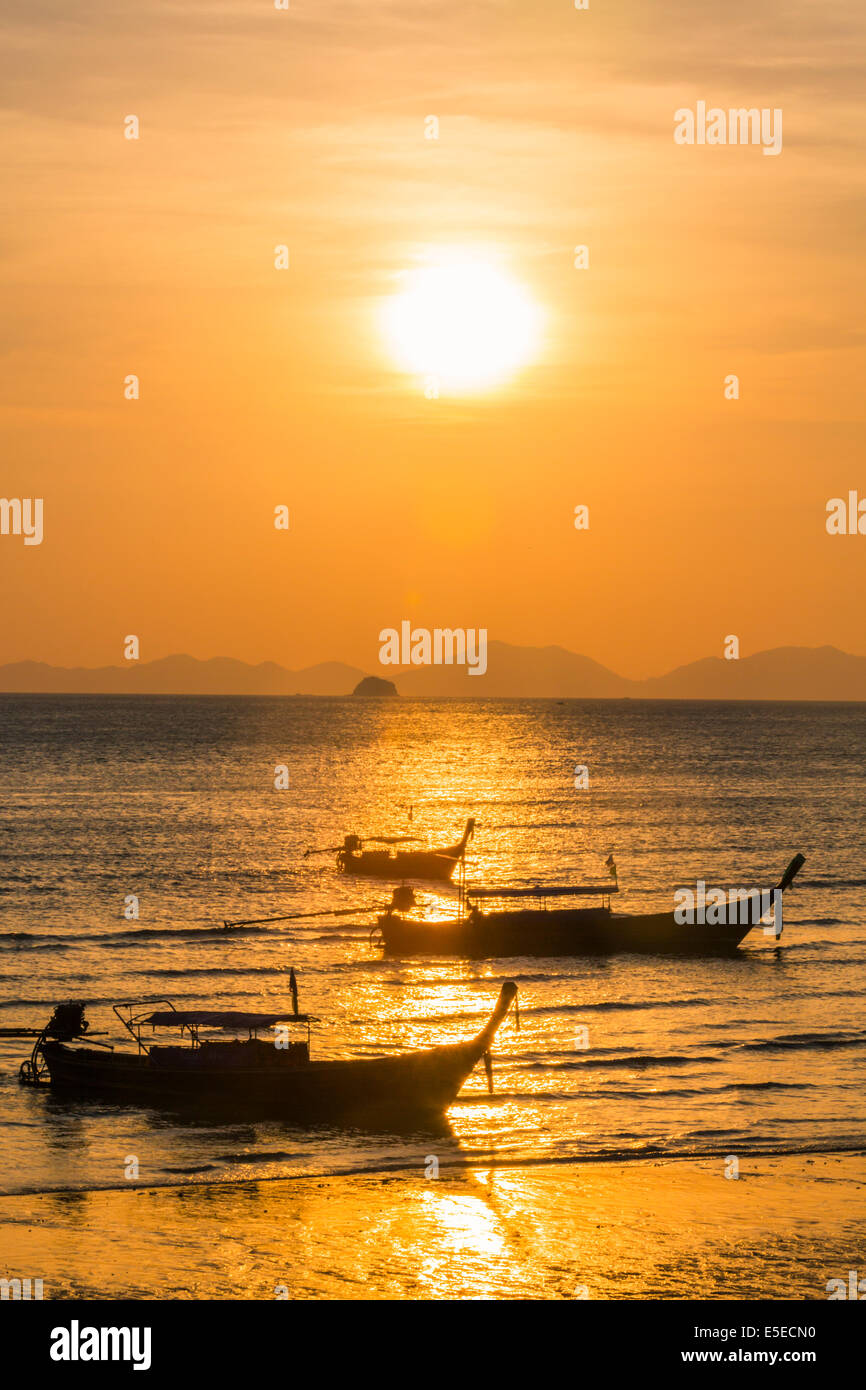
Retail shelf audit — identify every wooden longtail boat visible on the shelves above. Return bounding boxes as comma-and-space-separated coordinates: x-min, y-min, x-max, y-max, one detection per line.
375, 855, 806, 959
19, 975, 517, 1121
305, 818, 475, 882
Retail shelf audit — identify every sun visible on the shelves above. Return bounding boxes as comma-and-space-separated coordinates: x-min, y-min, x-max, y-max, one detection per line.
381, 255, 543, 392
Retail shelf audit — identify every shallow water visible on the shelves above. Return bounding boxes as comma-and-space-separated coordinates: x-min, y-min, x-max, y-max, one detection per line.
1, 695, 864, 1198
3, 1155, 861, 1300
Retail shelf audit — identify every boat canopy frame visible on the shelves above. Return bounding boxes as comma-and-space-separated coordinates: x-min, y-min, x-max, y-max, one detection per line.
457, 871, 617, 920
468, 884, 619, 900
113, 997, 318, 1054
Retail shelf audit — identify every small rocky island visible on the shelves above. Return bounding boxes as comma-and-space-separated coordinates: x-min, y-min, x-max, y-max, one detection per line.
352, 675, 399, 696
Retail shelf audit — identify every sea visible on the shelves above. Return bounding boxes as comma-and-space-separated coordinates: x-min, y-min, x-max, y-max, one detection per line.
1, 694, 864, 1200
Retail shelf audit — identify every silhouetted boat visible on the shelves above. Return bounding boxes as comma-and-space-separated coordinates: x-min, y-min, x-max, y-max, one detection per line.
19, 975, 517, 1120
375, 855, 806, 958
305, 818, 475, 881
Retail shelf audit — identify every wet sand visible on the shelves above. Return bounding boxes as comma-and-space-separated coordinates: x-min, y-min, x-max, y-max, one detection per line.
1, 1152, 863, 1300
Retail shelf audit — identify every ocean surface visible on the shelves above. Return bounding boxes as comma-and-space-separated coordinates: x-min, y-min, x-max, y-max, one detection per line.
1, 695, 864, 1199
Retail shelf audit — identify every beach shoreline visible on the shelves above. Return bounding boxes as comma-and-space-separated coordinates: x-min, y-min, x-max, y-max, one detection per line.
2, 1152, 863, 1301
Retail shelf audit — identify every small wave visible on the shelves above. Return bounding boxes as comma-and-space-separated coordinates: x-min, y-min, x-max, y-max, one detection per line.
585, 1080, 821, 1099
519, 1053, 721, 1071
134, 966, 287, 979
742, 1031, 866, 1053
161, 1164, 217, 1175
0, 941, 72, 953
456, 1090, 568, 1104
785, 917, 848, 927
0, 922, 283, 948
802, 878, 866, 889
213, 1149, 305, 1166
311, 932, 371, 943
496, 822, 582, 831
528, 996, 711, 1016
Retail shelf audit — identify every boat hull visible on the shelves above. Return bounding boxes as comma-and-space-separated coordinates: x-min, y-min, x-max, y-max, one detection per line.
378, 906, 758, 959
42, 1041, 488, 1118
340, 847, 460, 881
38, 981, 518, 1120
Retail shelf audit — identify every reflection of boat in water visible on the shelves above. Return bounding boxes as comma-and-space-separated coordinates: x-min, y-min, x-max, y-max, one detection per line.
305, 818, 475, 881
20, 974, 517, 1122
375, 855, 805, 959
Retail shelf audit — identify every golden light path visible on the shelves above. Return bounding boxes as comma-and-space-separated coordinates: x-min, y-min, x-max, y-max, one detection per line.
381, 254, 543, 392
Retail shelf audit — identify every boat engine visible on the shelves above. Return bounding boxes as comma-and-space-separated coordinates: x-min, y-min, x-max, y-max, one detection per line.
387, 885, 417, 917
19, 1001, 89, 1087
45, 1002, 89, 1040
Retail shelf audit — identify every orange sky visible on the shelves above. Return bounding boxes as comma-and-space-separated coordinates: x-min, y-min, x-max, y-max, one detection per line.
2, 0, 864, 678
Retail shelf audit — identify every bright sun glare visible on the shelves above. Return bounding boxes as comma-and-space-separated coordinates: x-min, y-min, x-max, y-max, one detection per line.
382, 256, 543, 392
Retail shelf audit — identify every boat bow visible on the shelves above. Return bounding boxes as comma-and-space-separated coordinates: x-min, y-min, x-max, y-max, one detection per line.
475, 980, 519, 1052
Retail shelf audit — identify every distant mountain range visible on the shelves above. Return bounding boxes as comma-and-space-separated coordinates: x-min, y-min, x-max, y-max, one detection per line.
0, 656, 363, 697
1, 644, 865, 700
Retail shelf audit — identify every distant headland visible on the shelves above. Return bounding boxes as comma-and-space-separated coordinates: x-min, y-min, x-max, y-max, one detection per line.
352, 676, 399, 697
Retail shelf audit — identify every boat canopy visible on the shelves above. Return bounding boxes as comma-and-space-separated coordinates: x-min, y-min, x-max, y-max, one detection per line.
139, 1010, 316, 1028
468, 884, 618, 900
